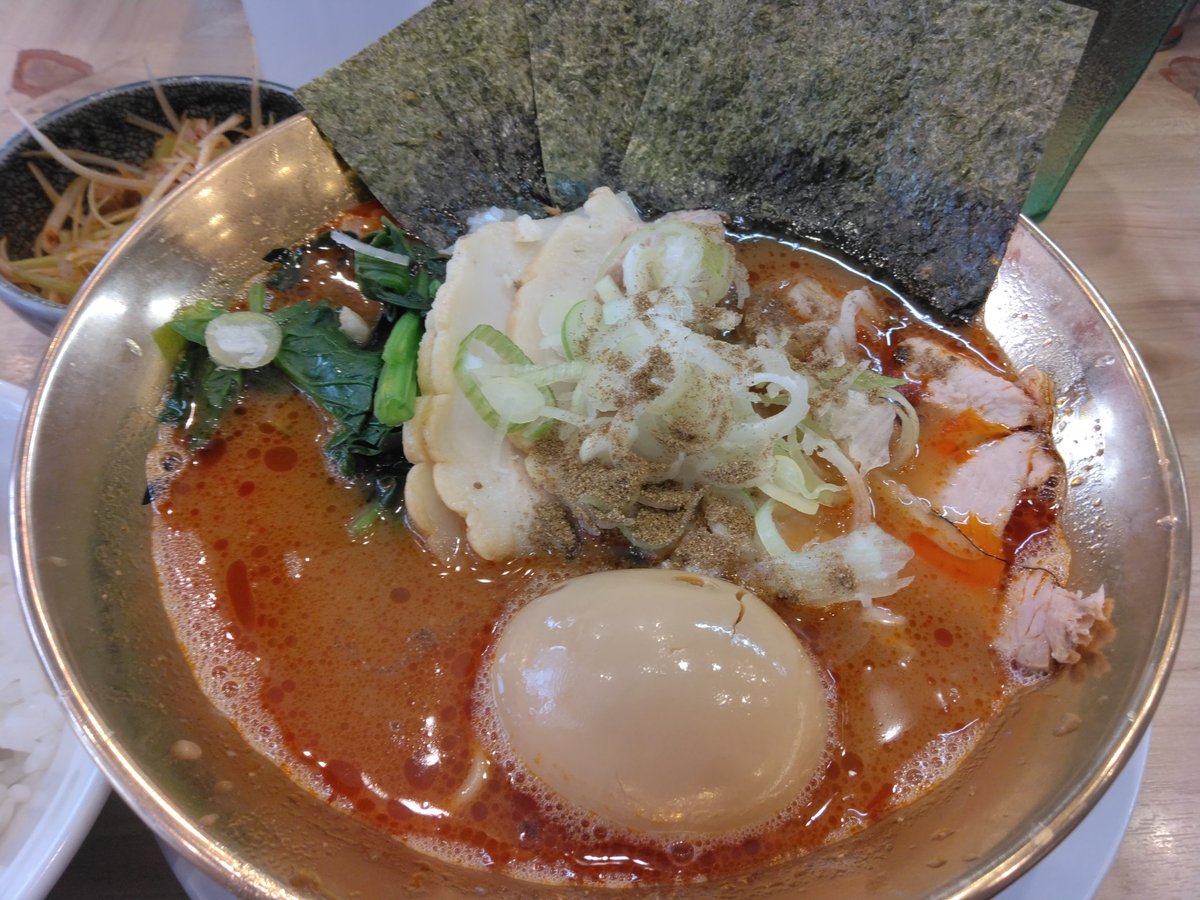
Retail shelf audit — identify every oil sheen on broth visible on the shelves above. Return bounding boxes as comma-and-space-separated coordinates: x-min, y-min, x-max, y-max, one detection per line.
151, 227, 1049, 884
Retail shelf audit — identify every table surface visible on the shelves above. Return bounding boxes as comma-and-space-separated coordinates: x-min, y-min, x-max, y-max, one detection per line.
2, 2, 1198, 898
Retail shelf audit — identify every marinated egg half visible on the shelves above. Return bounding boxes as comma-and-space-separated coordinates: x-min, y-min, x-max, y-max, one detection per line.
483, 569, 830, 837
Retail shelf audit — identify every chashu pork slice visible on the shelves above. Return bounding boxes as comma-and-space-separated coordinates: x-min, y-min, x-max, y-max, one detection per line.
902, 336, 1048, 430
507, 187, 642, 364
404, 215, 563, 560
996, 530, 1107, 672
938, 431, 1059, 555
997, 570, 1106, 671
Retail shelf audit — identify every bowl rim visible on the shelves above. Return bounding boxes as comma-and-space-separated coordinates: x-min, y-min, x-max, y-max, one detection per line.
0, 74, 298, 326
10, 116, 1193, 897
968, 216, 1191, 896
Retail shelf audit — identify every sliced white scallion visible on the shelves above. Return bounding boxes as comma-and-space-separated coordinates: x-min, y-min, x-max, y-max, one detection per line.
759, 455, 827, 516
330, 230, 410, 267
454, 325, 560, 438
337, 306, 372, 345
725, 372, 810, 446
560, 298, 601, 360
617, 220, 734, 306
594, 274, 622, 304
472, 360, 586, 388
775, 441, 845, 502
882, 387, 920, 467
204, 311, 282, 369
812, 435, 873, 528
754, 499, 792, 558
478, 377, 545, 425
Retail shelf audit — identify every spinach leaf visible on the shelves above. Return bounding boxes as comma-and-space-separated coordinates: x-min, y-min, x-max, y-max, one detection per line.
355, 220, 446, 313
271, 302, 413, 476
160, 344, 243, 449
374, 310, 421, 425
264, 246, 305, 291
168, 298, 225, 344
272, 302, 382, 430
346, 471, 409, 536
327, 415, 408, 475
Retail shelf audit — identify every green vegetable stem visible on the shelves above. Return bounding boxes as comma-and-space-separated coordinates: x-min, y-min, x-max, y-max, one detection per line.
374, 311, 421, 426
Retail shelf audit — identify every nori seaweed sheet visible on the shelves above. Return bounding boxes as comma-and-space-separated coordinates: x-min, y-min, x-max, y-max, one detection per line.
297, 0, 548, 247
299, 0, 1093, 318
525, 0, 672, 209
620, 0, 1095, 319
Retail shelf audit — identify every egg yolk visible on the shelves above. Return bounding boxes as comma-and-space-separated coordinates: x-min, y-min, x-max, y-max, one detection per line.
485, 569, 830, 836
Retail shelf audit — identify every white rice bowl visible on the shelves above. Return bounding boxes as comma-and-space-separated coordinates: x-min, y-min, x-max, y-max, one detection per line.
0, 380, 107, 897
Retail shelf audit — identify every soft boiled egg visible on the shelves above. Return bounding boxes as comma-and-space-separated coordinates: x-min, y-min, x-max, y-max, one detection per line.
484, 569, 829, 837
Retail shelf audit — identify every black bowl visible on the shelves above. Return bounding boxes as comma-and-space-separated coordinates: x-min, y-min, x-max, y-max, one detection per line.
0, 75, 301, 332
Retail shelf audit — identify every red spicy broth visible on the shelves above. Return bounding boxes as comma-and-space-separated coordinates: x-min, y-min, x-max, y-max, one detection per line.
150, 228, 1047, 884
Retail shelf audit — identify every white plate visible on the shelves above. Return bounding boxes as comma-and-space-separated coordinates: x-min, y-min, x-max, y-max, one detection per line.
0, 380, 108, 899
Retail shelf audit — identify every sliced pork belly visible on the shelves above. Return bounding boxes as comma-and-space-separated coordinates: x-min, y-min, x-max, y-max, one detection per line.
421, 214, 562, 395
938, 431, 1059, 553
663, 208, 726, 230
996, 567, 1107, 671
507, 187, 642, 364
903, 336, 1046, 430
403, 461, 465, 558
405, 215, 563, 560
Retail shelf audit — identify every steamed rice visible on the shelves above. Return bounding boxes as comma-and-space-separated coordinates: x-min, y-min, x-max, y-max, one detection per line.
0, 550, 65, 832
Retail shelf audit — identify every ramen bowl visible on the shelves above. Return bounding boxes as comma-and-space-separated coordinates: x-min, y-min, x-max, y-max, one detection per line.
11, 115, 1189, 897
0, 75, 301, 332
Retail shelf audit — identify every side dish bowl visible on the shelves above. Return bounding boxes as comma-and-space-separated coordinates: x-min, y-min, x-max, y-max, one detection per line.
12, 116, 1190, 897
0, 75, 301, 332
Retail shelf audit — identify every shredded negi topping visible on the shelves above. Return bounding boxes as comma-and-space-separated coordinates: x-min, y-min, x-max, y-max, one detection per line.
449, 211, 919, 617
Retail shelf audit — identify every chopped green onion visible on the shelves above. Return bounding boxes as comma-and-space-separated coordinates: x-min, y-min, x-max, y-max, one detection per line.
454, 324, 556, 438
338, 306, 373, 345
478, 377, 545, 425
168, 298, 226, 344
561, 298, 600, 360
754, 499, 792, 558
204, 311, 282, 369
595, 274, 622, 304
882, 387, 920, 467
852, 369, 908, 392
760, 456, 822, 515
332, 229, 410, 267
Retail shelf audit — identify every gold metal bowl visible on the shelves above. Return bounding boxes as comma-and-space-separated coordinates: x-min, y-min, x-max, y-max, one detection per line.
11, 115, 1190, 897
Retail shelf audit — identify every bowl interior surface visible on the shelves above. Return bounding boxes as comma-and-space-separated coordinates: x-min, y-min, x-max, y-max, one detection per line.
12, 115, 1190, 898
0, 76, 301, 330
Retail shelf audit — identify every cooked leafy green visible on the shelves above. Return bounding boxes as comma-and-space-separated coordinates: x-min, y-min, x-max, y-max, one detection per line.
271, 303, 382, 428
160, 343, 243, 449
355, 220, 446, 314
161, 219, 444, 481
326, 414, 408, 476
271, 302, 411, 475
263, 232, 334, 291
346, 472, 407, 537
166, 298, 225, 345
373, 310, 421, 426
